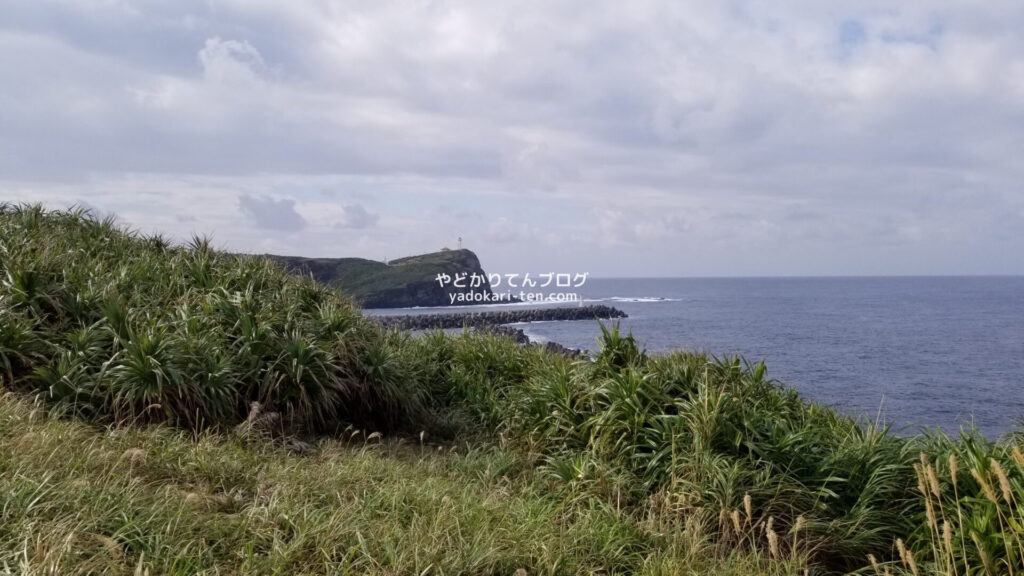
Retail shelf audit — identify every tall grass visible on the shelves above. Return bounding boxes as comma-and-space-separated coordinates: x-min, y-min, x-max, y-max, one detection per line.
489, 325, 918, 571
5, 391, 803, 575
872, 433, 1024, 576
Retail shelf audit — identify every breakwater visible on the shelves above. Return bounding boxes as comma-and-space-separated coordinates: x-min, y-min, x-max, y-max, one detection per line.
371, 304, 626, 331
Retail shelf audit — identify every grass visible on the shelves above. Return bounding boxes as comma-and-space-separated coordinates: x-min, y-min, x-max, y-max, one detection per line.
2, 204, 1023, 574
0, 392, 808, 575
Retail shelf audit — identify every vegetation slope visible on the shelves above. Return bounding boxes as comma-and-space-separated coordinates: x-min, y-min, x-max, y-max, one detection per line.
1, 204, 1022, 575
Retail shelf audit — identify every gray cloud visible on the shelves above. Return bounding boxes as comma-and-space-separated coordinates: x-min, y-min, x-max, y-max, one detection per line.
238, 194, 306, 232
336, 203, 379, 229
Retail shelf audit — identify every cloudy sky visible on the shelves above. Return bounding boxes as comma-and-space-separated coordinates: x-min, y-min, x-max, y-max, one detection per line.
2, 1, 1023, 277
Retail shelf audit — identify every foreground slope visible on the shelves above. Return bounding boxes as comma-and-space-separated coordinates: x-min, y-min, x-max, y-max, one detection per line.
0, 392, 795, 575
3, 204, 1024, 575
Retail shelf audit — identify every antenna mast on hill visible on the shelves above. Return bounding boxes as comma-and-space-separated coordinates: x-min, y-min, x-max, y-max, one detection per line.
458, 236, 463, 249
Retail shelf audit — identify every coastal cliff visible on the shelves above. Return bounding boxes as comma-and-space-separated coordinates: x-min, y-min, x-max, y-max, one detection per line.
268, 249, 498, 308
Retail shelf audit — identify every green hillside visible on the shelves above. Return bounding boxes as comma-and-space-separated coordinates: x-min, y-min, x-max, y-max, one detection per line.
269, 249, 497, 308
2, 204, 1023, 575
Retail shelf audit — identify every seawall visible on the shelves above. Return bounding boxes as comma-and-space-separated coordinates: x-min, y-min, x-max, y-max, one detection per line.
371, 304, 627, 331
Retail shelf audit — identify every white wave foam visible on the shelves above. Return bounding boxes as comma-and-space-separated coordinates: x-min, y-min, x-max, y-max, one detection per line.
519, 329, 550, 344
585, 296, 680, 303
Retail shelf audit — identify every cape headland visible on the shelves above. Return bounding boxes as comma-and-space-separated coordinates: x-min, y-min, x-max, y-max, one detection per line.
267, 249, 504, 309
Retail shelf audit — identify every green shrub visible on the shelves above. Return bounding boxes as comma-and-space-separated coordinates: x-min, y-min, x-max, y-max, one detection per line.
504, 324, 920, 571
0, 204, 424, 433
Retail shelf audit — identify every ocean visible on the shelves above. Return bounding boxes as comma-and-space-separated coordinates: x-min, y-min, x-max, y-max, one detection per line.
370, 277, 1024, 439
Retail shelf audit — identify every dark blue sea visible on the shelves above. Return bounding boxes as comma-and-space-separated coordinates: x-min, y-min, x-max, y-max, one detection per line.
371, 277, 1024, 438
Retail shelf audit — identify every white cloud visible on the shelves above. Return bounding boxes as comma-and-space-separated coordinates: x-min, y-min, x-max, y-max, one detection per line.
484, 217, 525, 243
198, 38, 268, 85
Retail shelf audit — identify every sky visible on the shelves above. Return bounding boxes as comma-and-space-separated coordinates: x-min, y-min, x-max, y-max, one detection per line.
2, 1, 1023, 277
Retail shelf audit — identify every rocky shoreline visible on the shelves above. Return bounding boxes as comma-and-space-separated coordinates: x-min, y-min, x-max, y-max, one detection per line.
474, 324, 585, 358
370, 304, 627, 356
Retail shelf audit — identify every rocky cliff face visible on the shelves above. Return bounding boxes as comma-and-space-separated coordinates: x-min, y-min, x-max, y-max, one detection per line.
268, 249, 499, 309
